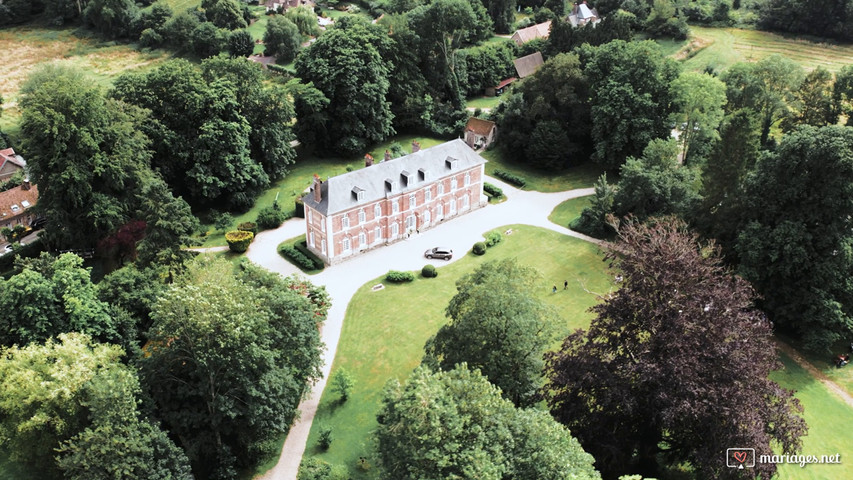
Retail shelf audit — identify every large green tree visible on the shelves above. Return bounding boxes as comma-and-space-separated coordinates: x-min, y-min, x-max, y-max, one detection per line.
141, 257, 326, 478
294, 19, 394, 155
784, 66, 837, 129
423, 258, 558, 407
263, 15, 301, 62
0, 333, 191, 479
580, 40, 680, 170
542, 218, 807, 479
376, 365, 601, 480
736, 125, 853, 351
670, 71, 727, 164
82, 0, 140, 38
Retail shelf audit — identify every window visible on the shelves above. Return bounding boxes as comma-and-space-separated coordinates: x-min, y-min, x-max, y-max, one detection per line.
374, 204, 381, 218
419, 168, 429, 181
409, 194, 416, 209
391, 223, 399, 237
342, 237, 351, 252
359, 231, 366, 249
464, 173, 471, 186
425, 189, 432, 202
342, 215, 350, 229
392, 199, 399, 213
309, 231, 315, 248
374, 227, 381, 243
308, 210, 313, 223
321, 220, 325, 232
10, 204, 19, 213
424, 209, 431, 224
358, 209, 365, 224
438, 182, 444, 195
451, 178, 458, 191
462, 194, 470, 210
450, 199, 457, 214
21, 200, 30, 208
437, 203, 443, 218
406, 215, 415, 229
321, 240, 326, 254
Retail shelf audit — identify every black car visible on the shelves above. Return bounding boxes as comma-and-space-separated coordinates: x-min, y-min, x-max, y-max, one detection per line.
30, 217, 48, 230
424, 247, 453, 260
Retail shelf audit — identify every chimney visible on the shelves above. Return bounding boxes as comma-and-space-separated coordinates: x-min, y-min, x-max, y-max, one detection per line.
364, 153, 374, 167
384, 149, 391, 162
21, 178, 31, 191
312, 174, 322, 203
411, 140, 421, 153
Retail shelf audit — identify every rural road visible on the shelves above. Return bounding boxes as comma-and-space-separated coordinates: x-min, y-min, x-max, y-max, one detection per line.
247, 177, 597, 480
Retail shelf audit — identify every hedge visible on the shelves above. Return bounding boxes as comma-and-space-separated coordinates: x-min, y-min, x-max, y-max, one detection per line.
473, 241, 487, 255
256, 205, 289, 230
280, 245, 316, 271
294, 240, 325, 269
386, 270, 415, 283
295, 196, 305, 218
0, 238, 45, 272
421, 264, 437, 278
493, 169, 526, 187
485, 231, 502, 247
483, 182, 503, 198
237, 222, 258, 235
225, 230, 254, 253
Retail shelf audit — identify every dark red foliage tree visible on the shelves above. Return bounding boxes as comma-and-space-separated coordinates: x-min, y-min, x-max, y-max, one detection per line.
98, 219, 147, 264
541, 217, 807, 480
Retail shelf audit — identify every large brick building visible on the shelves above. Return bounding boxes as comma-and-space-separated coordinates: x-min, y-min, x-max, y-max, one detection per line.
303, 139, 487, 265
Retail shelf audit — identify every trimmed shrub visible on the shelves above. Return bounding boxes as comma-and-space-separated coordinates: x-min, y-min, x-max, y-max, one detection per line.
386, 270, 415, 283
225, 230, 254, 253
294, 241, 324, 269
485, 231, 502, 247
295, 195, 305, 218
483, 182, 503, 198
237, 221, 258, 235
421, 264, 438, 278
256, 205, 288, 230
318, 427, 333, 451
473, 241, 487, 255
279, 245, 316, 271
493, 169, 526, 187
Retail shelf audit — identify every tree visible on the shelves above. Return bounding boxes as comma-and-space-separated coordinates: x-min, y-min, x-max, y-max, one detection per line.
141, 257, 326, 477
758, 0, 853, 42
0, 253, 132, 349
573, 173, 616, 238
484, 0, 515, 33
134, 176, 200, 277
542, 218, 807, 479
376, 365, 601, 480
331, 368, 355, 402
784, 66, 837, 128
580, 40, 680, 170
20, 64, 154, 249
264, 15, 301, 62
670, 71, 726, 163
721, 55, 804, 146
97, 263, 166, 336
423, 258, 558, 407
735, 125, 853, 351
191, 21, 228, 58
644, 0, 688, 39
202, 0, 247, 30
833, 64, 853, 125
0, 333, 190, 479
284, 5, 321, 37
83, 0, 140, 38
294, 19, 394, 155
613, 138, 702, 220
227, 29, 254, 57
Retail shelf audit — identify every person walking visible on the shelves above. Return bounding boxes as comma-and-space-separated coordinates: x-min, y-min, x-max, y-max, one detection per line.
552, 285, 557, 294
564, 280, 568, 290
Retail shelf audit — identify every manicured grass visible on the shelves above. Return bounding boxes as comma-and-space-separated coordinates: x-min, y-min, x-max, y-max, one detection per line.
669, 26, 853, 73
549, 195, 591, 229
481, 148, 603, 192
247, 8, 269, 55
771, 354, 853, 480
164, 0, 200, 13
465, 95, 503, 110
198, 134, 447, 247
780, 335, 853, 398
301, 225, 613, 477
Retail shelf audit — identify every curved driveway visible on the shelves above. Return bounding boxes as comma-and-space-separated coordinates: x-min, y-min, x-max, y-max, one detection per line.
248, 178, 597, 480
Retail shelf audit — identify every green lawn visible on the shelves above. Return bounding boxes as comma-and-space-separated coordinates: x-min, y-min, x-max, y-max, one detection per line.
465, 95, 503, 110
198, 134, 447, 246
549, 195, 591, 229
780, 336, 853, 398
300, 225, 612, 477
481, 148, 603, 192
771, 354, 853, 480
164, 0, 200, 13
668, 26, 853, 74
247, 8, 269, 56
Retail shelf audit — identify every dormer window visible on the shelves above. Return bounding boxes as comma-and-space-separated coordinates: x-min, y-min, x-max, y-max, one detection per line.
401, 171, 414, 186
419, 168, 429, 181
386, 178, 398, 193
21, 200, 30, 208
10, 204, 19, 213
445, 157, 459, 170
352, 187, 365, 202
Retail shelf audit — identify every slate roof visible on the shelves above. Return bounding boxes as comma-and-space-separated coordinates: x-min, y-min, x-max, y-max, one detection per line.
0, 148, 26, 169
0, 184, 38, 222
513, 52, 544, 78
512, 21, 552, 44
303, 139, 487, 216
466, 117, 497, 137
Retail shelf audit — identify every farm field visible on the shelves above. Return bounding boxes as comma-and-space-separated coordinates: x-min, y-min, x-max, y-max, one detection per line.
300, 225, 612, 478
670, 26, 853, 73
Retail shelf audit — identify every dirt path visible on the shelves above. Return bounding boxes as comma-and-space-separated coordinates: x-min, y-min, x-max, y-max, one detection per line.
775, 339, 853, 409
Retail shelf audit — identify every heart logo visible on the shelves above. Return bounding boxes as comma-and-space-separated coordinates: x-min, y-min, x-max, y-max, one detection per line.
733, 451, 748, 464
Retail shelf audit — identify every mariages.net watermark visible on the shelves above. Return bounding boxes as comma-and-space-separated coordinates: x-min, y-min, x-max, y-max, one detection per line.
727, 448, 842, 469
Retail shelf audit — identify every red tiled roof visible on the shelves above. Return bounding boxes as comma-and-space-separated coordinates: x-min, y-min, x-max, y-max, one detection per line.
466, 117, 497, 136
0, 148, 26, 169
0, 184, 39, 223
495, 77, 517, 89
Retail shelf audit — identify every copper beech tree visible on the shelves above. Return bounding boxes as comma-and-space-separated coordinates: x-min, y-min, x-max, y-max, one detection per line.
541, 217, 807, 480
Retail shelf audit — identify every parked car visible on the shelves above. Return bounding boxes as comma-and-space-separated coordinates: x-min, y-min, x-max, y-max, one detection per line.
424, 247, 453, 260
30, 217, 47, 230
3, 244, 13, 253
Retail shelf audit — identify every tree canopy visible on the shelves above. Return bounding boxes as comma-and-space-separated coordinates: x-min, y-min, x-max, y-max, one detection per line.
542, 217, 806, 479
376, 365, 601, 480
